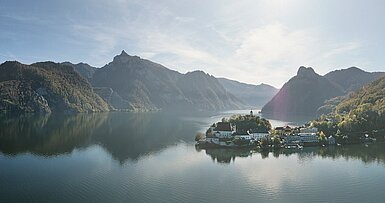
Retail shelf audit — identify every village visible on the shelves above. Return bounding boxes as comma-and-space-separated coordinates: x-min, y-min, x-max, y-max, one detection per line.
196, 110, 336, 149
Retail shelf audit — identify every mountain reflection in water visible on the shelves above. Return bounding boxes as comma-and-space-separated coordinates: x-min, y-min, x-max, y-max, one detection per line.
2, 112, 385, 202
1, 112, 385, 166
0, 112, 200, 163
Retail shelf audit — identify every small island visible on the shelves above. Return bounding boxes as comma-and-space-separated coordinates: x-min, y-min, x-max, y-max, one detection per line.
196, 110, 378, 150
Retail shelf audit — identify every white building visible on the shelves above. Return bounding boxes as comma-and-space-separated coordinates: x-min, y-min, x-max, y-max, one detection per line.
300, 127, 318, 133
285, 133, 319, 144
298, 133, 319, 143
252, 133, 269, 141
234, 135, 252, 140
213, 122, 235, 138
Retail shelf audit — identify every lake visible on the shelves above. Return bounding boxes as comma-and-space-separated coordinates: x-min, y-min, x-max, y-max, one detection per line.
1, 111, 385, 202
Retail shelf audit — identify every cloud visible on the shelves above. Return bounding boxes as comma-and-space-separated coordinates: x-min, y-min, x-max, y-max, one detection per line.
1, 0, 369, 87
322, 42, 361, 58
70, 3, 363, 87
222, 24, 364, 86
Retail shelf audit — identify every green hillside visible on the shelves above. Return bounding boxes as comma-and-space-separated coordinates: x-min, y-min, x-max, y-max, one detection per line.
0, 61, 109, 113
312, 75, 385, 136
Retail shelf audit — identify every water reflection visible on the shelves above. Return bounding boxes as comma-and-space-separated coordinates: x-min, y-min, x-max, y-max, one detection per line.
91, 112, 199, 163
0, 112, 200, 163
196, 146, 253, 164
0, 113, 107, 156
198, 143, 385, 165
2, 112, 385, 166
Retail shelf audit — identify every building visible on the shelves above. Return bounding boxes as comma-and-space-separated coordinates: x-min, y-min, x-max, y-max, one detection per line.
274, 127, 284, 135
300, 127, 318, 133
213, 122, 235, 138
252, 133, 269, 141
234, 134, 252, 140
285, 133, 319, 144
284, 135, 301, 144
284, 125, 292, 134
275, 125, 293, 136
298, 133, 319, 143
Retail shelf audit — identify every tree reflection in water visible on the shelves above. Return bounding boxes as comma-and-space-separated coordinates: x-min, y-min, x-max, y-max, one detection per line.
197, 143, 385, 165
1, 112, 385, 166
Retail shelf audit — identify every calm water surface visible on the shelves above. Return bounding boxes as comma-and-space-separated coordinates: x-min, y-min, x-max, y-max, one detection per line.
1, 111, 385, 202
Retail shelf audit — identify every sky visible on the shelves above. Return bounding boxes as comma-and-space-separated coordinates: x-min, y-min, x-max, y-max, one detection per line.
1, 0, 384, 88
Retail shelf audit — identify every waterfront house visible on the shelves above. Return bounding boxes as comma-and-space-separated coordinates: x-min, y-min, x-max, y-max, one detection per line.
275, 125, 293, 136
234, 134, 252, 143
284, 125, 292, 134
285, 133, 319, 144
298, 133, 319, 143
252, 132, 269, 141
300, 127, 318, 134
284, 135, 301, 144
274, 127, 284, 135
214, 122, 235, 138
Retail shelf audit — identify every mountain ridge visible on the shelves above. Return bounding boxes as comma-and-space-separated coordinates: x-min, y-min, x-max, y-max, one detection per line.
262, 66, 384, 119
217, 77, 279, 108
90, 51, 246, 112
261, 66, 345, 119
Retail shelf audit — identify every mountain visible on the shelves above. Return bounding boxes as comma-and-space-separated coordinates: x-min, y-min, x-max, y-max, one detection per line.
218, 78, 279, 108
333, 74, 385, 132
312, 75, 385, 135
324, 67, 384, 92
0, 61, 109, 113
91, 51, 245, 111
316, 67, 384, 115
335, 74, 385, 116
177, 71, 245, 111
261, 66, 344, 119
61, 62, 96, 81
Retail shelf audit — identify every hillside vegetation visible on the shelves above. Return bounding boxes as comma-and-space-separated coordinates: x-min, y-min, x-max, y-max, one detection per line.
0, 61, 109, 113
312, 75, 385, 137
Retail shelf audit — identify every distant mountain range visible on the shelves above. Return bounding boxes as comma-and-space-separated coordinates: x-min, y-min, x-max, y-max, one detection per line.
2, 50, 382, 115
261, 66, 384, 119
89, 51, 246, 112
68, 52, 277, 111
217, 78, 278, 108
3, 51, 270, 114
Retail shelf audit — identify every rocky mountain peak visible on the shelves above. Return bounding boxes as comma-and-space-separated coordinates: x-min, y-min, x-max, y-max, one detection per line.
120, 50, 128, 56
297, 66, 318, 78
112, 50, 140, 64
185, 70, 208, 76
